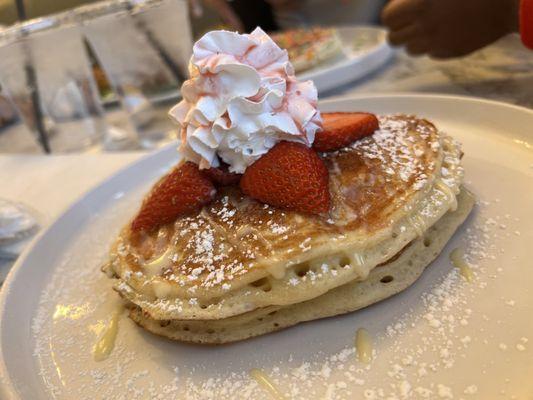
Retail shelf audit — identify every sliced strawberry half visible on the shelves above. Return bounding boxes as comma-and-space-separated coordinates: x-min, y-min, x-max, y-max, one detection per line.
313, 112, 379, 152
131, 162, 216, 233
201, 164, 242, 187
240, 141, 330, 215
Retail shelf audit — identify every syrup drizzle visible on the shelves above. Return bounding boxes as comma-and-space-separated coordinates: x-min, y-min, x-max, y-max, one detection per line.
250, 368, 286, 399
355, 328, 373, 364
450, 247, 474, 282
93, 306, 122, 362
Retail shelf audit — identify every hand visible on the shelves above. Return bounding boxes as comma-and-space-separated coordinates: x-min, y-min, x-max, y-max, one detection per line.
188, 0, 244, 32
381, 0, 520, 58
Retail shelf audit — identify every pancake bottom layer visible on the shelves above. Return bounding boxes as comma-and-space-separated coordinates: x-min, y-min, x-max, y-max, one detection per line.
129, 189, 475, 344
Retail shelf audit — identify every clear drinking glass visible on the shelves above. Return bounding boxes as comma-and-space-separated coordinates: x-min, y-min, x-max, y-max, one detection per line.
130, 0, 192, 78
0, 25, 53, 153
78, 0, 181, 148
0, 88, 43, 153
0, 17, 107, 153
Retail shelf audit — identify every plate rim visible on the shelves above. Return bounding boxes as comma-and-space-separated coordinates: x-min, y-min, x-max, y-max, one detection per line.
0, 93, 531, 399
320, 92, 533, 116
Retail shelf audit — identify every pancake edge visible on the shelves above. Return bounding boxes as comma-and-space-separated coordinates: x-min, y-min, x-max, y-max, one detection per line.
129, 188, 476, 344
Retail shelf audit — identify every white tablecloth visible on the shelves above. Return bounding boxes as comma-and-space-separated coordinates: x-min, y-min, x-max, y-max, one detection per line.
0, 152, 143, 221
0, 152, 144, 281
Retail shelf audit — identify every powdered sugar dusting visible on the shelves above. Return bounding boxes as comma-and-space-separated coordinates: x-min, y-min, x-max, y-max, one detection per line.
27, 188, 531, 399
349, 115, 440, 191
19, 117, 531, 399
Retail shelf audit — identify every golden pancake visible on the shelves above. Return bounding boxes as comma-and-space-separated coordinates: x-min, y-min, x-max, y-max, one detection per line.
129, 188, 474, 344
104, 115, 464, 326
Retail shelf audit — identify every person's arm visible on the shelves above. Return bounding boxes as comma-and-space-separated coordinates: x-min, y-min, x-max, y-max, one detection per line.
520, 0, 533, 48
381, 0, 521, 58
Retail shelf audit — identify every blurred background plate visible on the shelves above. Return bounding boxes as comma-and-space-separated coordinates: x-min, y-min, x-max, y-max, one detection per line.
299, 26, 393, 93
0, 94, 531, 400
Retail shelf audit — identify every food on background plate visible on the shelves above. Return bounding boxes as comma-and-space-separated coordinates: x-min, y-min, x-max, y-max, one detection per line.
271, 27, 344, 73
102, 28, 473, 344
0, 95, 16, 129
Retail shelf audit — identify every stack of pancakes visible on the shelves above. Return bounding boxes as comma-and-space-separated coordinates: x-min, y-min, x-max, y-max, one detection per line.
103, 115, 474, 344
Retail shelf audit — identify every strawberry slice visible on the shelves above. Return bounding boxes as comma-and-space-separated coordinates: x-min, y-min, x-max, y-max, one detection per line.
240, 141, 330, 215
202, 164, 242, 187
131, 162, 216, 233
313, 112, 379, 152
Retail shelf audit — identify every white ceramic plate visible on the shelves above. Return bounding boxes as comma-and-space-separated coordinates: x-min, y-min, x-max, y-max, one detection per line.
1, 94, 532, 400
298, 26, 393, 93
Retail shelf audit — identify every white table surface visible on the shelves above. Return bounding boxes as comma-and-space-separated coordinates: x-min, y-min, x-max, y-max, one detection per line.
0, 152, 144, 221
0, 152, 145, 281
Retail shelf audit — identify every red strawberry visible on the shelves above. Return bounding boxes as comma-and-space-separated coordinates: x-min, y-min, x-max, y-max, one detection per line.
313, 112, 379, 152
202, 164, 242, 186
240, 141, 330, 215
131, 162, 216, 233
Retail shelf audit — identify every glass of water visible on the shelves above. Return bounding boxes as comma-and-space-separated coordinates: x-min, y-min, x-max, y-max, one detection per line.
130, 0, 193, 78
0, 17, 108, 153
77, 0, 183, 148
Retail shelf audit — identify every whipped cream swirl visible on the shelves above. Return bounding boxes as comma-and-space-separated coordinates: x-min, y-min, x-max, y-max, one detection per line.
169, 28, 322, 173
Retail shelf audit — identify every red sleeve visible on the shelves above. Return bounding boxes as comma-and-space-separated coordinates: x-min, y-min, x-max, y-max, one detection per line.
521, 0, 533, 49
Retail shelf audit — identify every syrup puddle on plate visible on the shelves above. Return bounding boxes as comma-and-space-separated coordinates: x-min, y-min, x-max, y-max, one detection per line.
355, 328, 373, 363
250, 368, 286, 399
93, 306, 123, 362
450, 247, 474, 282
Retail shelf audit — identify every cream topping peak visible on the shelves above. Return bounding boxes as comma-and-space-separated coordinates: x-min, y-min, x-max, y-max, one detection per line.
169, 28, 322, 173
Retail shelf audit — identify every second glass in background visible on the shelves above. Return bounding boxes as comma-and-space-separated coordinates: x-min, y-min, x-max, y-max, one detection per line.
78, 0, 192, 149
0, 17, 107, 153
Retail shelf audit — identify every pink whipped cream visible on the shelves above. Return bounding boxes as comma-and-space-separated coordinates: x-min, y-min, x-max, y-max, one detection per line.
169, 28, 322, 173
